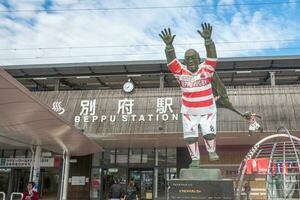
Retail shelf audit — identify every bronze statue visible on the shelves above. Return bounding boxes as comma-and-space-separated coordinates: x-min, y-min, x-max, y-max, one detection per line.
159, 23, 262, 168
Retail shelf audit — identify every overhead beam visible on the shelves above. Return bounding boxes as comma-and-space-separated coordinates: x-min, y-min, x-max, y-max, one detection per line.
31, 79, 50, 91
87, 66, 109, 87
60, 78, 79, 89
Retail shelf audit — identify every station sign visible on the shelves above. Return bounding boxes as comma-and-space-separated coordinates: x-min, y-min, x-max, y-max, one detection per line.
0, 157, 60, 168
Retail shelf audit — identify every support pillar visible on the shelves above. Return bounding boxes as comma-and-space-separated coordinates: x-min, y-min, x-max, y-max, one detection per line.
60, 151, 70, 200
270, 72, 276, 87
32, 146, 42, 190
154, 148, 158, 198
54, 79, 60, 91
159, 74, 165, 89
29, 147, 35, 182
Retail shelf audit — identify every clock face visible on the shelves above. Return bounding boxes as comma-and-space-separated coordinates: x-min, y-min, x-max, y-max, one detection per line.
123, 81, 134, 93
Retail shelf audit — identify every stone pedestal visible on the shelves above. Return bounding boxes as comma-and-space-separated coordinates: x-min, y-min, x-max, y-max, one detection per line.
180, 168, 223, 180
167, 168, 234, 200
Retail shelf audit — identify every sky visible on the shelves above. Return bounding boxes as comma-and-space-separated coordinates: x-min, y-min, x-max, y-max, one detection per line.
0, 0, 299, 66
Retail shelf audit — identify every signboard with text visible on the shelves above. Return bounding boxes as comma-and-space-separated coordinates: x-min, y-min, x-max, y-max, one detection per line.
168, 179, 234, 200
36, 89, 183, 135
0, 158, 56, 168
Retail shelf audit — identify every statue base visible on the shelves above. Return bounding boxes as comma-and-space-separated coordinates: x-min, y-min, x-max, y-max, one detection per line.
167, 168, 234, 200
180, 168, 223, 180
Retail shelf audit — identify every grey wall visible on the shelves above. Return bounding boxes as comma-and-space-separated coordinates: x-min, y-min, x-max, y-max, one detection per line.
34, 86, 300, 135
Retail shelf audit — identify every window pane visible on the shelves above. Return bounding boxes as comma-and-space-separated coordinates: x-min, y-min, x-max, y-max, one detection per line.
15, 150, 26, 158
3, 150, 14, 158
167, 148, 176, 166
129, 148, 141, 164
157, 168, 166, 198
157, 148, 167, 166
90, 168, 101, 199
116, 149, 128, 165
142, 149, 155, 165
103, 149, 115, 165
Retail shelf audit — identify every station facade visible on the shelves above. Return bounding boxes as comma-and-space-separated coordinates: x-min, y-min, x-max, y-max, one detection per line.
1, 56, 300, 199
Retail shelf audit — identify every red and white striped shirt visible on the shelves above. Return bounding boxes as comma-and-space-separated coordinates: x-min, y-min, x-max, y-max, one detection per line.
167, 58, 217, 115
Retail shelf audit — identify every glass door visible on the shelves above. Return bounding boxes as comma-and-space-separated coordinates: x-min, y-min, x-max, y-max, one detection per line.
129, 169, 153, 200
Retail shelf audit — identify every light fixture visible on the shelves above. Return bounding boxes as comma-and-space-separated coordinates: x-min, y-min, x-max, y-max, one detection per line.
33, 77, 47, 80
76, 76, 90, 79
236, 71, 252, 74
127, 74, 142, 77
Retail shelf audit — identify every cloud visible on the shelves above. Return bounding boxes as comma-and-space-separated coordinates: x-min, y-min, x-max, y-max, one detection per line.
0, 0, 299, 65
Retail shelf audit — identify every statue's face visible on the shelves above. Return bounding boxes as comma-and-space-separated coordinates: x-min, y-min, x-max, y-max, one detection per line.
184, 49, 200, 73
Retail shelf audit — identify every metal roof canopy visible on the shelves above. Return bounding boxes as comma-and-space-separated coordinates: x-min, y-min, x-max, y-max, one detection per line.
0, 68, 102, 155
3, 55, 300, 90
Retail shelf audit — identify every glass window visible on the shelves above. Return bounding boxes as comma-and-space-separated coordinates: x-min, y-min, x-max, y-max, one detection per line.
90, 168, 102, 200
157, 148, 167, 166
15, 150, 26, 158
103, 149, 115, 165
3, 150, 14, 158
129, 148, 141, 164
142, 148, 155, 165
167, 148, 176, 166
116, 149, 128, 165
0, 169, 11, 193
27, 150, 33, 158
157, 168, 166, 198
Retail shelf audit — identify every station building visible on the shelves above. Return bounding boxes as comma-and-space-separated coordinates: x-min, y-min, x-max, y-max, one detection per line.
1, 55, 300, 200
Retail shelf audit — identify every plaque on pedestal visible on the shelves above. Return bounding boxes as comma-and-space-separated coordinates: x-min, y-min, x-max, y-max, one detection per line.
167, 179, 234, 200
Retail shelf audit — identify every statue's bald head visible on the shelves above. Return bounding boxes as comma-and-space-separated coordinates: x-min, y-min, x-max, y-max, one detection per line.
184, 49, 201, 73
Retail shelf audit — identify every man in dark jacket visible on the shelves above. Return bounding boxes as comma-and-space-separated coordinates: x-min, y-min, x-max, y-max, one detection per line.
109, 177, 124, 200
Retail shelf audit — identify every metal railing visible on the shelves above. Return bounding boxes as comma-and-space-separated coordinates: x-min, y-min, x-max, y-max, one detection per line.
10, 192, 23, 200
0, 192, 5, 200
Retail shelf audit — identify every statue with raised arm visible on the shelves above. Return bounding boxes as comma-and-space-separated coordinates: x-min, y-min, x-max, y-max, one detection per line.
159, 23, 263, 168
159, 23, 219, 168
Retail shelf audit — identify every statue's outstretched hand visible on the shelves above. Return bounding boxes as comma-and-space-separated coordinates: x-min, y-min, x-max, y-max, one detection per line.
159, 28, 176, 46
197, 23, 212, 40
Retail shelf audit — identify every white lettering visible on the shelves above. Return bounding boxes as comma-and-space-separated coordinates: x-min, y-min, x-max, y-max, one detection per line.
148, 114, 153, 121
122, 115, 128, 122
138, 115, 145, 122
75, 116, 80, 123
172, 113, 179, 121
92, 115, 98, 122
84, 116, 89, 122
157, 97, 173, 114
162, 114, 169, 121
101, 115, 107, 122
118, 99, 134, 114
80, 99, 96, 116
110, 115, 116, 122
131, 115, 136, 121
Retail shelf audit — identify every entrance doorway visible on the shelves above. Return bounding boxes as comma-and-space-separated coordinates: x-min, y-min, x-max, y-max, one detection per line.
129, 169, 153, 200
5, 168, 60, 199
0, 169, 10, 193
40, 168, 60, 199
99, 168, 127, 200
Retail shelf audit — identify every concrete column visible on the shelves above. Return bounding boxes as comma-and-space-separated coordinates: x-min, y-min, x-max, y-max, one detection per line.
29, 147, 35, 182
154, 149, 158, 198
159, 74, 164, 89
270, 72, 276, 87
32, 146, 42, 190
54, 79, 60, 91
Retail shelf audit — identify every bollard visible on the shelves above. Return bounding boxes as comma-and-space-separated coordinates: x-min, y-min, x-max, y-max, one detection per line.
10, 192, 23, 200
0, 192, 5, 200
